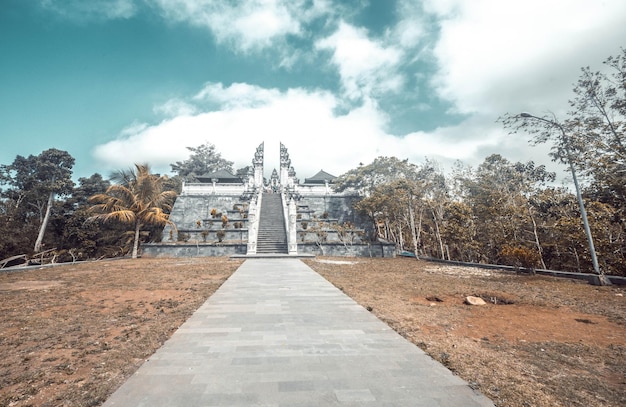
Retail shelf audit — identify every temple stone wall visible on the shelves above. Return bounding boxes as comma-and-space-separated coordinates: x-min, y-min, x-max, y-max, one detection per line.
148, 142, 398, 257
162, 194, 250, 243
296, 194, 367, 226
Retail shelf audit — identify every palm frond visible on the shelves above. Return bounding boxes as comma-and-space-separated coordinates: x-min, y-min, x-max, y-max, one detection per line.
86, 163, 178, 254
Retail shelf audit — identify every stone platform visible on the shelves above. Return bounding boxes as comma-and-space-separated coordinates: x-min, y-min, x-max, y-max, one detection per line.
103, 259, 494, 406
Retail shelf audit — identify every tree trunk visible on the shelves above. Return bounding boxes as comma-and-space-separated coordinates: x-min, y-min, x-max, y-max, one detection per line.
416, 209, 423, 256
528, 205, 547, 269
34, 191, 54, 253
408, 199, 419, 259
397, 223, 404, 251
432, 208, 445, 260
132, 222, 141, 259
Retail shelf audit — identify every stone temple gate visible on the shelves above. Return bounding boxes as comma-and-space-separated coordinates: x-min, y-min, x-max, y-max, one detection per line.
143, 143, 395, 258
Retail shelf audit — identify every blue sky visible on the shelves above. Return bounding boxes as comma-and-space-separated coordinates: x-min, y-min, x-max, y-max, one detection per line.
1, 0, 625, 181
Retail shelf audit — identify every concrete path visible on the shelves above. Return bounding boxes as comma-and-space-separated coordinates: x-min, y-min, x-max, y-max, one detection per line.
103, 259, 494, 406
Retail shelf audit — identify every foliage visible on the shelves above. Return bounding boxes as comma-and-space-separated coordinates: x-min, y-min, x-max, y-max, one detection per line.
0, 149, 75, 255
333, 156, 420, 195
344, 150, 624, 275
170, 142, 234, 181
500, 245, 541, 269
0, 51, 623, 271
88, 164, 177, 259
500, 48, 626, 275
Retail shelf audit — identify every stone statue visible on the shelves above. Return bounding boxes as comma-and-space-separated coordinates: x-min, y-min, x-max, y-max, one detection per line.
253, 142, 264, 165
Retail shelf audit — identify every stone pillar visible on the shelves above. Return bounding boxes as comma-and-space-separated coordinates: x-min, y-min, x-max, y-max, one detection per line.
288, 197, 298, 255
253, 142, 264, 188
246, 166, 254, 191
287, 166, 296, 188
246, 192, 261, 255
279, 142, 291, 189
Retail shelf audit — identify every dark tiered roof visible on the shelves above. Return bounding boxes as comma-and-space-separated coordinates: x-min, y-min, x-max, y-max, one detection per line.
304, 169, 336, 184
196, 169, 242, 183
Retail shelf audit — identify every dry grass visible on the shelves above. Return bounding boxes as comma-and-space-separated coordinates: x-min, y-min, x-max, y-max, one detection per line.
0, 258, 241, 407
306, 257, 626, 407
1, 256, 624, 406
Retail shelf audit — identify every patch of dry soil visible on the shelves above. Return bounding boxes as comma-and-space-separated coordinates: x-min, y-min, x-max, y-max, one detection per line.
306, 257, 626, 407
1, 257, 624, 407
0, 258, 241, 407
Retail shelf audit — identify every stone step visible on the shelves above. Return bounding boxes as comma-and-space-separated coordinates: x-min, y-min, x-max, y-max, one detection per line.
256, 192, 288, 254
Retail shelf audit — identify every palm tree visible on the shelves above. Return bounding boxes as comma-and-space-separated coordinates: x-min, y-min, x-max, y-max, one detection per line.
88, 164, 177, 258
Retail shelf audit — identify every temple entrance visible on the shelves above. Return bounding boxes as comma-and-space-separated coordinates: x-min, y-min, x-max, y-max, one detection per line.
143, 143, 394, 258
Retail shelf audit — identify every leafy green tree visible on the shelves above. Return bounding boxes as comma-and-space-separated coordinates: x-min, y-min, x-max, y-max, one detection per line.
531, 188, 624, 275
440, 201, 478, 262
461, 154, 554, 267
54, 174, 112, 260
569, 50, 625, 182
350, 159, 450, 258
356, 179, 418, 251
334, 156, 420, 195
170, 142, 234, 181
88, 164, 177, 258
501, 49, 625, 276
418, 160, 449, 259
70, 173, 111, 207
0, 149, 75, 253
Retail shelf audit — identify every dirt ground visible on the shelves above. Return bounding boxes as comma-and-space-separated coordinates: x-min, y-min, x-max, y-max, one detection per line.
0, 257, 624, 407
305, 257, 626, 407
0, 258, 241, 407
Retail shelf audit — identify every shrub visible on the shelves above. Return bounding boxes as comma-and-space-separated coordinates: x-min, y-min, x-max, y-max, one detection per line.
210, 208, 221, 218
500, 245, 541, 269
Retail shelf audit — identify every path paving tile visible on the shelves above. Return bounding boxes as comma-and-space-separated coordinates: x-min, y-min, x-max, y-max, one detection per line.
103, 259, 494, 406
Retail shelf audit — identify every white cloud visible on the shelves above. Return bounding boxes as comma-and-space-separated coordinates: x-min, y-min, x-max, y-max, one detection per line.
393, 0, 428, 49
88, 0, 626, 184
153, 98, 198, 117
425, 0, 626, 116
94, 82, 508, 178
152, 0, 332, 52
316, 21, 405, 100
193, 82, 282, 109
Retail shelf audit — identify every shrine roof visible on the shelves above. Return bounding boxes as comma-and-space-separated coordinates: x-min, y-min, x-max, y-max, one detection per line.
304, 169, 336, 184
196, 169, 242, 183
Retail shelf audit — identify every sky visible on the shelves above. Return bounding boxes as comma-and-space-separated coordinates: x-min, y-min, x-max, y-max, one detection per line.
1, 0, 625, 183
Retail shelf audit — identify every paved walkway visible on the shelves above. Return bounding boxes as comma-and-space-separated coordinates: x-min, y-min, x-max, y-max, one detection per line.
103, 259, 494, 406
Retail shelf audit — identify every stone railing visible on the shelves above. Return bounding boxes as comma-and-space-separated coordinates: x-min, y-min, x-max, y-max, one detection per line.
295, 184, 331, 196
246, 192, 261, 255
182, 183, 247, 196
281, 192, 298, 254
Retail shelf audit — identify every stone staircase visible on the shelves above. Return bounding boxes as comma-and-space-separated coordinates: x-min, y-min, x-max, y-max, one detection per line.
256, 193, 288, 254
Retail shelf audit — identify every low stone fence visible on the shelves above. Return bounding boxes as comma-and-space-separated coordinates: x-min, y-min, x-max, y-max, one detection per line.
297, 242, 396, 257
142, 243, 246, 257
420, 256, 626, 286
141, 241, 396, 258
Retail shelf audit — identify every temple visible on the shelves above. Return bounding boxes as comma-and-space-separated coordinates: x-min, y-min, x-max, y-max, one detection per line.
143, 143, 395, 258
